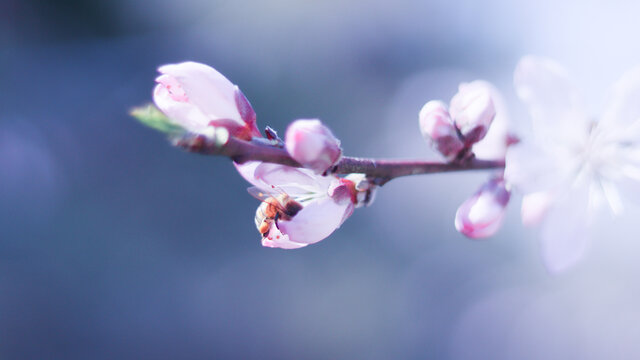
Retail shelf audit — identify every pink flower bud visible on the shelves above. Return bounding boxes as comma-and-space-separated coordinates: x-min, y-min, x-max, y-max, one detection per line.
455, 177, 510, 239
450, 82, 496, 146
285, 119, 342, 174
418, 100, 465, 161
153, 61, 260, 140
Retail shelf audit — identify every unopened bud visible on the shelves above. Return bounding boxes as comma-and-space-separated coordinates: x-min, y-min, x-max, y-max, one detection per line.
455, 177, 510, 239
285, 119, 342, 174
450, 82, 496, 146
419, 100, 465, 161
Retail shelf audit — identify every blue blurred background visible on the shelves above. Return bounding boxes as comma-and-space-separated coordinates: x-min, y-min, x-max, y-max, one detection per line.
3, 0, 640, 358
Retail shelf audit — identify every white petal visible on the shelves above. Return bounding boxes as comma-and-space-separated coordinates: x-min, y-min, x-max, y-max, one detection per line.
234, 162, 332, 196
504, 142, 566, 194
253, 163, 333, 196
158, 62, 242, 125
598, 179, 624, 215
613, 175, 640, 207
539, 182, 591, 273
593, 144, 640, 207
521, 191, 554, 227
514, 56, 589, 145
611, 149, 640, 205
601, 65, 640, 131
278, 196, 353, 245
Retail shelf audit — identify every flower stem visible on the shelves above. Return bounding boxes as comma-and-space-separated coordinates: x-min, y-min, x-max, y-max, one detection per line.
176, 134, 505, 185
332, 157, 505, 185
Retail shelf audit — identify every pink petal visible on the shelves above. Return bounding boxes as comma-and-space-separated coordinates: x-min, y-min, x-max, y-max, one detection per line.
153, 83, 211, 132
234, 161, 262, 187
278, 196, 353, 245
157, 62, 243, 126
327, 178, 356, 224
234, 86, 257, 126
514, 56, 588, 145
261, 224, 307, 249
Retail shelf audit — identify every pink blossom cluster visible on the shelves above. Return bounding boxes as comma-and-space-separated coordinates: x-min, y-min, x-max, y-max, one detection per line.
143, 58, 640, 272
153, 61, 371, 249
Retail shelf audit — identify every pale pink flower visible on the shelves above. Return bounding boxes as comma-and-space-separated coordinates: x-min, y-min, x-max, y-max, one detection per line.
285, 119, 342, 174
153, 61, 260, 140
505, 56, 640, 272
450, 81, 497, 146
455, 177, 510, 239
236, 162, 357, 249
419, 100, 465, 161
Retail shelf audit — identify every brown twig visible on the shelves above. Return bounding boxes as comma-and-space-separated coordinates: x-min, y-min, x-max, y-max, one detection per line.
175, 134, 505, 185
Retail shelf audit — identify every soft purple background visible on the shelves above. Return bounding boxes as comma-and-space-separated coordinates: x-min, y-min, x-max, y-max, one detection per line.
3, 0, 640, 358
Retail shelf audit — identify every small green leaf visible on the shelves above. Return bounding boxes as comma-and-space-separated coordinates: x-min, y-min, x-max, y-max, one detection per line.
130, 104, 185, 134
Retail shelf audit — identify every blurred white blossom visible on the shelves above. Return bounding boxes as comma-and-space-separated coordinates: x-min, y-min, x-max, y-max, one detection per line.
505, 56, 640, 272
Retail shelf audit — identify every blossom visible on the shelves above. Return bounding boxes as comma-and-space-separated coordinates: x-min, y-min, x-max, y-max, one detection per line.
236, 162, 360, 249
285, 119, 342, 174
418, 81, 500, 161
153, 61, 261, 140
455, 176, 510, 239
504, 56, 640, 272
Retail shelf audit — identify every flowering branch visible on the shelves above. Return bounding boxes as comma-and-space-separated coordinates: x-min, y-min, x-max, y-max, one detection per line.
132, 61, 512, 251
132, 58, 640, 271
175, 132, 505, 185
